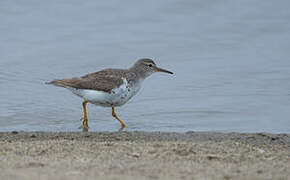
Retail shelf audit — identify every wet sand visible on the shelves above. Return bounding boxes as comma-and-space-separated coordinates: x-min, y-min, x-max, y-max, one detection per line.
0, 131, 289, 180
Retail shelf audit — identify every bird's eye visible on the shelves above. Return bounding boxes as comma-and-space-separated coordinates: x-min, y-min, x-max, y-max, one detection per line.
148, 64, 153, 67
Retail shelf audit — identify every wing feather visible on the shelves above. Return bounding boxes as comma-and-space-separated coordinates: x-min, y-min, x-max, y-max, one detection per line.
48, 69, 136, 93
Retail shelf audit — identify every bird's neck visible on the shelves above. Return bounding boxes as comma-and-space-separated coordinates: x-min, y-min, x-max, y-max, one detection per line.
129, 66, 150, 81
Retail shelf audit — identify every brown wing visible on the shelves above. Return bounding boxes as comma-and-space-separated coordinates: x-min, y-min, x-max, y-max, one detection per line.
48, 69, 135, 93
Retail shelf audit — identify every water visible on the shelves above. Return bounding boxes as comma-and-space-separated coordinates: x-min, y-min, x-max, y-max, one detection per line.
1, 0, 290, 133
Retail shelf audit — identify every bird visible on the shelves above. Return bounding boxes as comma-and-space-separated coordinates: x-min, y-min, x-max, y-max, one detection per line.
47, 58, 173, 131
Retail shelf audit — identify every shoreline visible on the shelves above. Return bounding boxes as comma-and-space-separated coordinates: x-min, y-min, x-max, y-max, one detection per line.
1, 131, 290, 144
0, 131, 289, 179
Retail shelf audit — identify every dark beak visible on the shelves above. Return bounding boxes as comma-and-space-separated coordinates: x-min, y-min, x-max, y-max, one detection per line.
156, 67, 173, 74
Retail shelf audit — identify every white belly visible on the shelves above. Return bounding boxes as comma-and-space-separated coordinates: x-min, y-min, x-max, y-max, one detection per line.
67, 78, 141, 107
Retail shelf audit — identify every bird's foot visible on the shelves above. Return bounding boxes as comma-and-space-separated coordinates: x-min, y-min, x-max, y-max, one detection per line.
79, 116, 89, 132
78, 124, 89, 132
118, 123, 126, 131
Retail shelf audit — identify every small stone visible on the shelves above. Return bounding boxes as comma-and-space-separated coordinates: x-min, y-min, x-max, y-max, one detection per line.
224, 175, 230, 180
132, 152, 140, 158
257, 148, 265, 153
28, 162, 45, 167
174, 149, 190, 156
206, 155, 219, 160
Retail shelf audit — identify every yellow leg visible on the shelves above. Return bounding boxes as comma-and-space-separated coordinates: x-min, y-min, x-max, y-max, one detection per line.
82, 100, 88, 130
112, 107, 126, 129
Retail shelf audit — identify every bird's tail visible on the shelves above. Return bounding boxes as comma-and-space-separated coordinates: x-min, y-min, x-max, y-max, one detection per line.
45, 78, 81, 88
45, 79, 70, 88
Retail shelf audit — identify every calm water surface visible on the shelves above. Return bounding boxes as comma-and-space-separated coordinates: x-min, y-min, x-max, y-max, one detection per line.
1, 0, 290, 132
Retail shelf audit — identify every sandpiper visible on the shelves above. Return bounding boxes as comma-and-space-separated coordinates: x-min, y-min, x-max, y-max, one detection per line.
47, 58, 173, 131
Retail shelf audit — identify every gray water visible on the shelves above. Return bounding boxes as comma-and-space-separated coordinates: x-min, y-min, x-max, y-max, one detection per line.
1, 0, 290, 133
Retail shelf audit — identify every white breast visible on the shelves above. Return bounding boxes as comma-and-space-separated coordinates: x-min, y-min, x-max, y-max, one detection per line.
68, 77, 141, 107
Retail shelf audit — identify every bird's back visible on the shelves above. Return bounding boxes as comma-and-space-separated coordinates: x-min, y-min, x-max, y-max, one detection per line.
48, 68, 138, 93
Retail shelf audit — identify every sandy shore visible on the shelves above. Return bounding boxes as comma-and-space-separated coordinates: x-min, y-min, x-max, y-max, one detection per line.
0, 131, 289, 180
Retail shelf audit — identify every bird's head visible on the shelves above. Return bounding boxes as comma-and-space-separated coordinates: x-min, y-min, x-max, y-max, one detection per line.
131, 58, 173, 79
